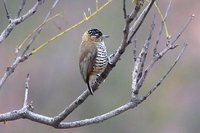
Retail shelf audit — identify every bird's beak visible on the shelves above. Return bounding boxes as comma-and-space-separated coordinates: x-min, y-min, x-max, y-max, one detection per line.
102, 35, 110, 39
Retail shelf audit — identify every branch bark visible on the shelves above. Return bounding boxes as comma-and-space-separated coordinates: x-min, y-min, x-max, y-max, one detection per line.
0, 0, 43, 44
0, 0, 60, 90
0, 0, 192, 130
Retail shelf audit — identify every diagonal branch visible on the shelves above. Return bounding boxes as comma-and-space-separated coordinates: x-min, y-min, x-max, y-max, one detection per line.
170, 14, 194, 46
141, 43, 187, 101
17, 0, 27, 18
0, 0, 190, 130
3, 0, 11, 21
137, 14, 193, 90
52, 0, 154, 125
0, 0, 60, 90
128, 0, 155, 43
131, 15, 156, 98
123, 0, 127, 19
56, 101, 138, 128
154, 0, 172, 56
133, 39, 137, 62
21, 0, 61, 56
53, 90, 89, 125
0, 0, 43, 44
0, 57, 22, 89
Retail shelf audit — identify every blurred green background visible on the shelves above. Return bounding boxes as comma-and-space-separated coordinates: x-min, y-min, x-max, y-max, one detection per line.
0, 0, 199, 133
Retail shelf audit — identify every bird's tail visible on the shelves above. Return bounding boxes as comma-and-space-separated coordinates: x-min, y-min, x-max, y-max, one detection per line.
87, 82, 94, 95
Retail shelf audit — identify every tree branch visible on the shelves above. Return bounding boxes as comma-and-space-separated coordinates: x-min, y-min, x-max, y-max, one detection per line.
132, 15, 156, 98
141, 43, 187, 101
17, 0, 27, 18
137, 14, 193, 90
23, 74, 30, 108
0, 0, 43, 44
3, 0, 11, 21
123, 0, 127, 19
0, 0, 191, 130
56, 101, 138, 129
53, 0, 153, 126
0, 0, 60, 90
154, 0, 172, 56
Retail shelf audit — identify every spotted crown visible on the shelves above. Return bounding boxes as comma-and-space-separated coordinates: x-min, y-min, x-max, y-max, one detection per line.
88, 29, 103, 38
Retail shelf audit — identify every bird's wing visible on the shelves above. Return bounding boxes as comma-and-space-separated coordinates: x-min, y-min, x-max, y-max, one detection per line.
79, 44, 97, 83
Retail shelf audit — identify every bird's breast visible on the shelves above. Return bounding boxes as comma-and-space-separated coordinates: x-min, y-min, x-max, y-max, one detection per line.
92, 42, 108, 74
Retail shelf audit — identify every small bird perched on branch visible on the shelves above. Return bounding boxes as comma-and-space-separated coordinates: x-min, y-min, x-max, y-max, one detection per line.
79, 29, 109, 95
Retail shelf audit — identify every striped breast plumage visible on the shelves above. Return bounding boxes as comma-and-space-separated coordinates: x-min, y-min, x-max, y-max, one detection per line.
92, 41, 108, 74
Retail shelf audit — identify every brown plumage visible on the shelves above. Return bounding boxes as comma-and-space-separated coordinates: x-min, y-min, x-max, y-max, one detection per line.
79, 29, 109, 95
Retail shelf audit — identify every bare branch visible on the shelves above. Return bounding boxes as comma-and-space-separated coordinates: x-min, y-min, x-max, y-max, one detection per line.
0, 99, 139, 129
0, 0, 60, 90
56, 0, 151, 124
123, 0, 127, 19
141, 43, 187, 101
170, 14, 194, 46
56, 101, 137, 129
132, 15, 156, 98
137, 43, 178, 90
137, 14, 193, 90
17, 0, 26, 18
23, 74, 30, 108
133, 39, 137, 62
128, 0, 156, 43
0, 74, 139, 128
154, 0, 172, 56
53, 90, 89, 125
22, 0, 61, 56
0, 0, 190, 130
54, 0, 154, 124
0, 0, 43, 44
0, 57, 22, 89
0, 110, 23, 121
3, 0, 11, 21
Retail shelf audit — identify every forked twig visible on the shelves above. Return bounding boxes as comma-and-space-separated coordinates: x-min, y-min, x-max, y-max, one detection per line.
154, 0, 172, 55
141, 44, 187, 101
0, 0, 43, 44
0, 0, 191, 129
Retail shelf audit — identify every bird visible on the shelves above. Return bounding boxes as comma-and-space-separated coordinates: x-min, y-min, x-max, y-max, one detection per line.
79, 28, 109, 95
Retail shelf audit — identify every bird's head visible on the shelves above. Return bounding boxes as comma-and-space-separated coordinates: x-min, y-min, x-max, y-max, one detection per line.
82, 29, 109, 43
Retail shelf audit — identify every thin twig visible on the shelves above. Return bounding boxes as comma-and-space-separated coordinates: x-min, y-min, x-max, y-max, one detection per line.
137, 43, 178, 90
0, 0, 42, 44
3, 0, 11, 21
123, 0, 127, 19
133, 39, 137, 62
154, 0, 172, 56
0, 0, 189, 129
0, 57, 22, 89
137, 14, 193, 90
0, 0, 60, 89
170, 14, 194, 46
131, 15, 155, 98
141, 43, 187, 102
53, 90, 89, 125
128, 0, 156, 43
138, 14, 156, 80
22, 0, 61, 56
17, 0, 26, 17
23, 74, 30, 108
53, 0, 149, 125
